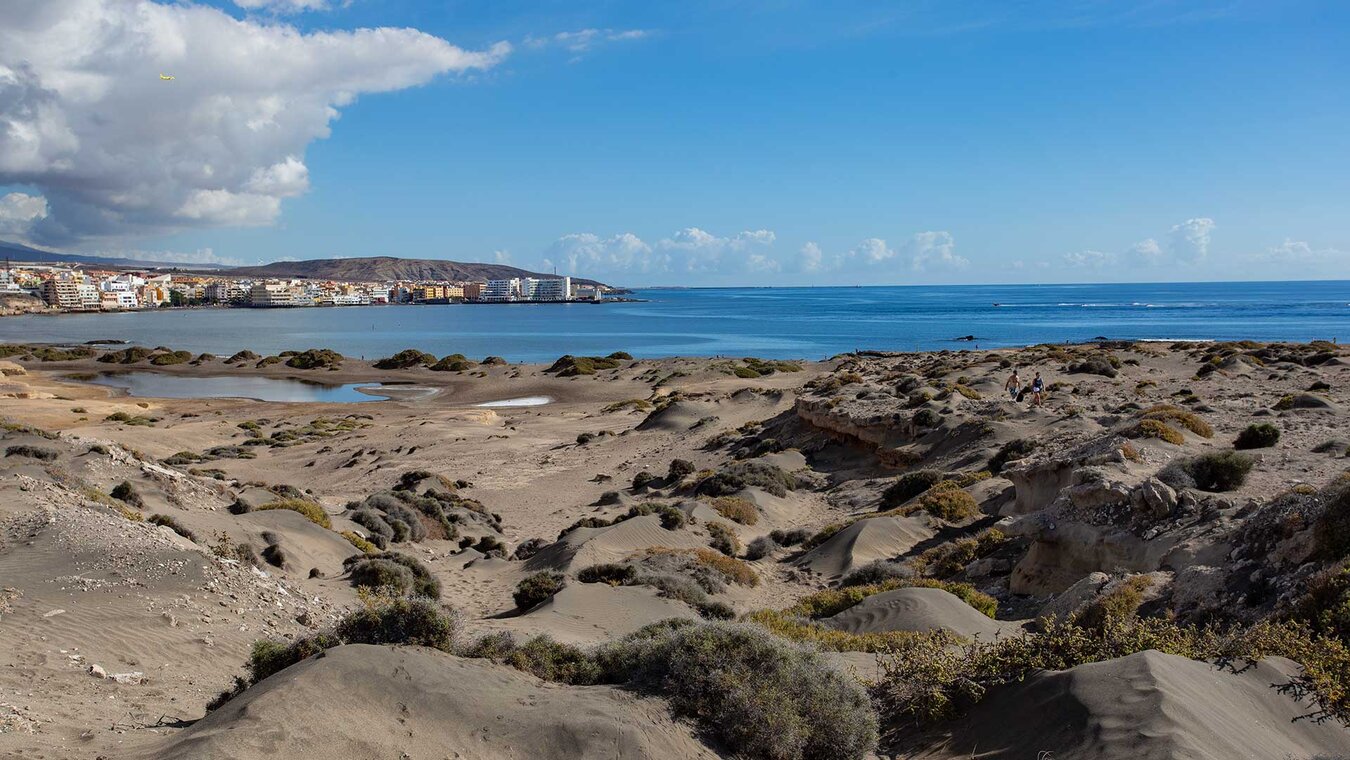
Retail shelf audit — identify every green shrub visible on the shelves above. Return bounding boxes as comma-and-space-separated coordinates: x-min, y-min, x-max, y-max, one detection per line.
256, 498, 332, 528
696, 461, 797, 498
577, 563, 639, 586
347, 553, 441, 599
149, 350, 193, 366
916, 481, 979, 521
110, 480, 144, 508
593, 621, 878, 760
1160, 451, 1254, 492
211, 597, 458, 710
285, 348, 343, 369
1293, 564, 1350, 640
881, 470, 943, 507
912, 408, 941, 428
708, 521, 741, 556
514, 571, 566, 610
148, 514, 196, 542
341, 531, 379, 554
1069, 355, 1118, 377
989, 438, 1036, 474
1235, 423, 1281, 450
1127, 418, 1185, 445
632, 470, 658, 490
667, 458, 696, 480
546, 354, 621, 376
4, 444, 57, 461
874, 615, 1350, 729
430, 353, 476, 372
103, 411, 156, 426
745, 535, 779, 560
769, 528, 811, 547
373, 349, 434, 369
1313, 483, 1350, 559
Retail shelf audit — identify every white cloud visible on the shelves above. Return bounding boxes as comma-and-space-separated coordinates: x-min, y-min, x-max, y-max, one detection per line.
492, 250, 512, 264
907, 230, 968, 271
529, 28, 650, 55
1258, 239, 1345, 266
233, 0, 333, 12
0, 192, 48, 238
1062, 249, 1114, 268
798, 242, 824, 272
1128, 238, 1162, 265
0, 0, 509, 246
796, 231, 965, 274
1168, 217, 1215, 262
86, 246, 243, 266
545, 227, 778, 276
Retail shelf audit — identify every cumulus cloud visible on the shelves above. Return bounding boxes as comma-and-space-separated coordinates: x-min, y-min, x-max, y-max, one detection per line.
233, 0, 333, 12
0, 192, 48, 237
1062, 250, 1114, 268
796, 232, 966, 274
86, 246, 243, 266
1128, 238, 1162, 265
1167, 217, 1215, 262
544, 228, 778, 276
0, 0, 509, 246
1258, 239, 1345, 266
908, 230, 968, 271
527, 28, 650, 55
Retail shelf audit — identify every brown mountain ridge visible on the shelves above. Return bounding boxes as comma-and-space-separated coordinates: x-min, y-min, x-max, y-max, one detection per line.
223, 256, 611, 288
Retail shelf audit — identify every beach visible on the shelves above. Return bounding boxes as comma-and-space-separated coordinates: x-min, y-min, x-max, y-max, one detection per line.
1, 339, 1349, 758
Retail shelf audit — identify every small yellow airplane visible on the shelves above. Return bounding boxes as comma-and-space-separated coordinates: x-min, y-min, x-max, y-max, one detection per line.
160, 74, 175, 81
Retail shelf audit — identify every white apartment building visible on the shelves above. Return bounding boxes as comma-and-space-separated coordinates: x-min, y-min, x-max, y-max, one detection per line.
249, 282, 313, 307
482, 276, 572, 302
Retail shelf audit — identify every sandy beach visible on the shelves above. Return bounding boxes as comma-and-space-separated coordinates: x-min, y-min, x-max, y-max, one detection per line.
2, 340, 1349, 758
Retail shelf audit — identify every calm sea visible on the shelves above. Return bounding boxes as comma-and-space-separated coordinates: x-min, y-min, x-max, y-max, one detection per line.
2, 281, 1347, 363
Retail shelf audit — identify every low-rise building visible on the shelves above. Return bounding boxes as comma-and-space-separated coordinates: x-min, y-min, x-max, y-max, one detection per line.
249, 282, 312, 307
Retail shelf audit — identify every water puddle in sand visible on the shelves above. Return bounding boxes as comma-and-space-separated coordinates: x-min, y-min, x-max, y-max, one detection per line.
475, 395, 552, 408
73, 371, 397, 403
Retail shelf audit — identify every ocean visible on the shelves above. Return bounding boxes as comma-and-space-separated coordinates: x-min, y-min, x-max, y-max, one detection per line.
2, 281, 1348, 363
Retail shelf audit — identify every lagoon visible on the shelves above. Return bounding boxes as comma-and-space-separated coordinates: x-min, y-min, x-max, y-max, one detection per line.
76, 372, 392, 403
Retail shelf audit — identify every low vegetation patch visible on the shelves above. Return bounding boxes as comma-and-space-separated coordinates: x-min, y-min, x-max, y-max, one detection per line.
430, 353, 476, 372
256, 498, 332, 529
706, 496, 758, 525
373, 348, 435, 369
1127, 418, 1185, 445
148, 514, 196, 542
1235, 422, 1281, 450
546, 354, 623, 376
696, 460, 798, 498
149, 350, 193, 366
913, 481, 980, 521
881, 470, 944, 507
514, 571, 567, 610
285, 348, 343, 369
1141, 404, 1214, 438
4, 444, 57, 461
103, 411, 157, 426
988, 438, 1037, 474
346, 553, 441, 599
1159, 451, 1254, 492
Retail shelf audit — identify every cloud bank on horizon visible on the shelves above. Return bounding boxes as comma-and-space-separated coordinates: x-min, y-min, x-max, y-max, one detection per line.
0, 0, 1344, 282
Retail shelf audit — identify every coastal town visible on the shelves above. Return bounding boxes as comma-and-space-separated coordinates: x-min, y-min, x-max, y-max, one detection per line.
0, 260, 613, 315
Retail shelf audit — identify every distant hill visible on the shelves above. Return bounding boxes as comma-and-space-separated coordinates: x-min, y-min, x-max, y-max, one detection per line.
0, 239, 216, 270
224, 256, 609, 287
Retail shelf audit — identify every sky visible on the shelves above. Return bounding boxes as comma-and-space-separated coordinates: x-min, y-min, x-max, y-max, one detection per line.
0, 0, 1347, 285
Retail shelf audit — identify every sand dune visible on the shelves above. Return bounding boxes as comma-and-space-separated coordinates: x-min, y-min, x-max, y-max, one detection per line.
821, 587, 1015, 640
504, 582, 698, 643
914, 650, 1350, 760
144, 643, 719, 760
525, 513, 706, 572
635, 400, 719, 432
795, 516, 933, 578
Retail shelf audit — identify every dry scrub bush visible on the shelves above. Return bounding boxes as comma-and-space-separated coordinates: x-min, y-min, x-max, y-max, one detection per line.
1128, 419, 1185, 445
1142, 404, 1214, 438
257, 498, 331, 528
513, 571, 566, 609
707, 496, 759, 525
1235, 422, 1281, 450
874, 615, 1350, 730
916, 481, 980, 521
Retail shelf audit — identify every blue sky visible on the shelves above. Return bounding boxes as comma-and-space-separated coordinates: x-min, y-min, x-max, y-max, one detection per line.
1, 0, 1347, 285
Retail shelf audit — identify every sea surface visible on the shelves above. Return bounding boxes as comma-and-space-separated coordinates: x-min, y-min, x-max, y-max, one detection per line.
3, 281, 1348, 363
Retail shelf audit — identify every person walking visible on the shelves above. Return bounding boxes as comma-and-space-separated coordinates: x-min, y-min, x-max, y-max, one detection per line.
1030, 371, 1045, 407
1005, 368, 1021, 400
